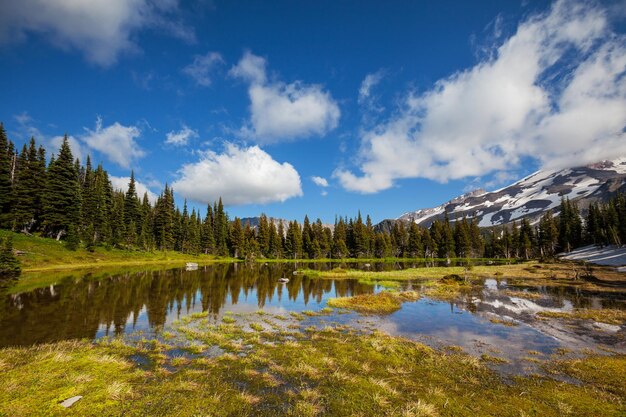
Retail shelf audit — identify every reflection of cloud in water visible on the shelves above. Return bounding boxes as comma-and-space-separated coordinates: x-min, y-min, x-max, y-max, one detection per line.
479, 297, 573, 315
2, 263, 624, 358
377, 300, 561, 355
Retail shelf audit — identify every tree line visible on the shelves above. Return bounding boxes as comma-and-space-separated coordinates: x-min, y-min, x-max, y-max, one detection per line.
1, 123, 624, 262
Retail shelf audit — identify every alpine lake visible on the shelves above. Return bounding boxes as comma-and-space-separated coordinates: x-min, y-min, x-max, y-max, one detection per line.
1, 260, 625, 416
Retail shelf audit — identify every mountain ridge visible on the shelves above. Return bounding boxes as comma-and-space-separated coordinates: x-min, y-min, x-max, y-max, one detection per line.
387, 158, 626, 230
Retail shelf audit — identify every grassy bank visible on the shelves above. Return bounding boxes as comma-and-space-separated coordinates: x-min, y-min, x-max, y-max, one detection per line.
0, 230, 237, 273
298, 261, 626, 287
1, 311, 624, 416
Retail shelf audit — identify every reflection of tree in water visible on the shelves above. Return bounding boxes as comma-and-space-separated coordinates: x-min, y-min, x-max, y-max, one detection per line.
0, 263, 373, 346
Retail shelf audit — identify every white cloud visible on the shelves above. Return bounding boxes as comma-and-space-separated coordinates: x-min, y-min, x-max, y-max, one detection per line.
358, 70, 384, 104
0, 0, 194, 67
13, 112, 44, 140
80, 117, 145, 169
230, 51, 340, 143
311, 176, 329, 187
172, 143, 303, 205
12, 113, 145, 168
182, 52, 224, 86
165, 125, 198, 146
337, 0, 626, 193
110, 175, 158, 204
229, 51, 267, 84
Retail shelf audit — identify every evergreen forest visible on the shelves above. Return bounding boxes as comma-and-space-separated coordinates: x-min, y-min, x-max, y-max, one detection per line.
1, 123, 625, 262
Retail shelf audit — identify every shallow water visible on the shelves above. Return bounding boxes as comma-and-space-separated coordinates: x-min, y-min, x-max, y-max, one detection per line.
0, 262, 624, 370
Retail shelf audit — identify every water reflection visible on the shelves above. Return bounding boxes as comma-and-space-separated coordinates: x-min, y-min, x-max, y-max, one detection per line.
0, 262, 623, 361
0, 263, 374, 347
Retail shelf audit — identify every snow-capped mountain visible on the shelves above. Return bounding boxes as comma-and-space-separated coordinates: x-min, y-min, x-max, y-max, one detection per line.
392, 158, 626, 229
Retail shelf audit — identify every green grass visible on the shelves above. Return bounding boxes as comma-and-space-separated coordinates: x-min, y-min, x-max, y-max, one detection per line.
327, 291, 420, 314
0, 230, 237, 273
298, 261, 626, 294
1, 313, 624, 416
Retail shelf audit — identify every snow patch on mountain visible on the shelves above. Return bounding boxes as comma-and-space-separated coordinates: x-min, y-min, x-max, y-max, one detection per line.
394, 157, 626, 228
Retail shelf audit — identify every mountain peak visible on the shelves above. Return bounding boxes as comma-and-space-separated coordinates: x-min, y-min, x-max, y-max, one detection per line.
393, 158, 626, 228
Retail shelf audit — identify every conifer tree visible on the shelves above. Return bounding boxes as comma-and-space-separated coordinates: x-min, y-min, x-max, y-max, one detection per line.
201, 204, 215, 255
302, 215, 313, 258
421, 228, 434, 258
519, 218, 534, 259
538, 211, 558, 257
510, 221, 520, 258
374, 232, 390, 258
110, 192, 126, 247
352, 212, 369, 258
11, 144, 32, 231
391, 222, 407, 257
0, 236, 20, 277
558, 198, 582, 252
229, 217, 244, 258
407, 222, 423, 258
0, 124, 14, 228
332, 217, 349, 258
430, 221, 442, 258
257, 214, 270, 257
94, 164, 113, 244
124, 171, 142, 241
454, 218, 471, 258
214, 198, 229, 256
80, 156, 95, 241
43, 136, 80, 240
442, 213, 455, 258
243, 223, 259, 260
139, 192, 154, 251
188, 209, 201, 254
154, 184, 174, 250
285, 220, 302, 258
33, 145, 47, 226
268, 221, 281, 258
277, 221, 286, 255
469, 219, 483, 257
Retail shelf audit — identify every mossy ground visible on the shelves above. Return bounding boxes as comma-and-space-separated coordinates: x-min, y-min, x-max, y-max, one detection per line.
327, 291, 420, 314
1, 311, 624, 417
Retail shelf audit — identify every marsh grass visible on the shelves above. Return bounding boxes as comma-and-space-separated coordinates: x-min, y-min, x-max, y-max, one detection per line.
327, 291, 420, 314
299, 261, 624, 286
2, 313, 624, 417
489, 318, 519, 327
480, 354, 511, 364
537, 309, 626, 325
503, 289, 543, 300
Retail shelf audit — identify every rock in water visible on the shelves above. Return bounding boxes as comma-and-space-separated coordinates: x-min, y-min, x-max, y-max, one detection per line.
60, 396, 82, 408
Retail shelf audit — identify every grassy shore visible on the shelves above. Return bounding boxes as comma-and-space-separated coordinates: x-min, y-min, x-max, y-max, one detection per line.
0, 311, 624, 416
0, 230, 237, 273
1, 230, 500, 274
297, 261, 626, 287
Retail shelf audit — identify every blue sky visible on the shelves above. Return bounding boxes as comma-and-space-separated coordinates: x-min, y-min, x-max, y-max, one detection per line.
1, 0, 625, 223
